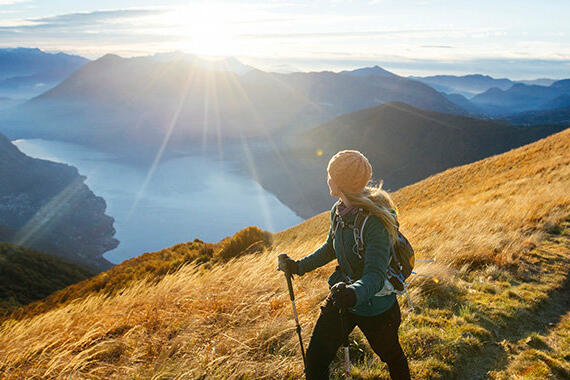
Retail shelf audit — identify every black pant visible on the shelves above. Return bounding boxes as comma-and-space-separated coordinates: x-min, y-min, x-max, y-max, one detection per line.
305, 296, 410, 380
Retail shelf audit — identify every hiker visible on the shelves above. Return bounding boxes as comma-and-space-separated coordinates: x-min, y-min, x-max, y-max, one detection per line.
278, 150, 411, 380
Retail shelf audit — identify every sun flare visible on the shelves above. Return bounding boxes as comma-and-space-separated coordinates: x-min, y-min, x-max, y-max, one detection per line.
164, 5, 237, 56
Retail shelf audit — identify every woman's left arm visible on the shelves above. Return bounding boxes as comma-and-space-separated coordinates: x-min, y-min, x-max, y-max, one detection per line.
348, 216, 391, 307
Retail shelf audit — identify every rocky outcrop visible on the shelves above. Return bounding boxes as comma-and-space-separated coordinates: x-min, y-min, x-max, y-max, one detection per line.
0, 133, 118, 271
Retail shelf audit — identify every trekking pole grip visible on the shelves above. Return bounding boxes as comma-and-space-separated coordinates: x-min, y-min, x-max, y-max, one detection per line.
278, 253, 296, 301
286, 273, 295, 301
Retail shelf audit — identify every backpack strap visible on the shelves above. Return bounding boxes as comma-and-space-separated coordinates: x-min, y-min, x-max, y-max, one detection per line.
329, 200, 342, 241
352, 210, 368, 260
353, 208, 399, 262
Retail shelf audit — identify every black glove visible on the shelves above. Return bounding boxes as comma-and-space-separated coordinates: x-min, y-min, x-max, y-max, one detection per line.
277, 253, 299, 276
330, 282, 357, 309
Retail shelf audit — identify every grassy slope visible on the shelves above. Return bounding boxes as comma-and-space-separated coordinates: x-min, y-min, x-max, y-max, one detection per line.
3, 226, 271, 321
0, 129, 568, 379
0, 243, 93, 317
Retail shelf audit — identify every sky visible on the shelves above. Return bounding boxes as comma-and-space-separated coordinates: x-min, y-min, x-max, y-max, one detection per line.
1, 0, 569, 78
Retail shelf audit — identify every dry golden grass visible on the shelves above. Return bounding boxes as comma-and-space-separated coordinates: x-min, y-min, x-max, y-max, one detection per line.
393, 127, 569, 269
4, 226, 271, 322
0, 128, 569, 379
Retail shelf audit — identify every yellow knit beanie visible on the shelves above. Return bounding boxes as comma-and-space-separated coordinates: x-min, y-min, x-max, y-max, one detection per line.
327, 150, 372, 194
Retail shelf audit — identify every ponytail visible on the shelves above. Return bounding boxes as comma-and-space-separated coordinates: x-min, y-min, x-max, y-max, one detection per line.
343, 181, 399, 244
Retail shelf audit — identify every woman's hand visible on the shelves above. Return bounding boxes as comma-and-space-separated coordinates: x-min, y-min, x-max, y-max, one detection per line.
277, 253, 299, 277
330, 282, 357, 309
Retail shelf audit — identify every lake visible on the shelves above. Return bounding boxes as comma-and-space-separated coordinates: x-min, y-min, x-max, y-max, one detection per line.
13, 139, 303, 264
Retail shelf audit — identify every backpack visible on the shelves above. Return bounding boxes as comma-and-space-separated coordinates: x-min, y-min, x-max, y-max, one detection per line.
330, 203, 417, 310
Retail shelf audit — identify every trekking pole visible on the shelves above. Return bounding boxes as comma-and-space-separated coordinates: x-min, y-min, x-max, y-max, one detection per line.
339, 308, 351, 377
278, 254, 307, 371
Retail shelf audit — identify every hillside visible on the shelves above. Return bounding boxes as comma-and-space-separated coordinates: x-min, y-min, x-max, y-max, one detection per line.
3, 226, 271, 321
0, 55, 464, 154
442, 92, 485, 116
248, 101, 566, 218
0, 243, 93, 317
0, 128, 568, 379
0, 132, 118, 271
505, 106, 570, 126
542, 93, 570, 110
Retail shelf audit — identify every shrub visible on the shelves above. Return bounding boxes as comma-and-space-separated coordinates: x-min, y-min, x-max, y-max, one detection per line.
216, 226, 273, 262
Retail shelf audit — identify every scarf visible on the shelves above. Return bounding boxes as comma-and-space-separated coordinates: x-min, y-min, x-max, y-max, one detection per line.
336, 200, 359, 216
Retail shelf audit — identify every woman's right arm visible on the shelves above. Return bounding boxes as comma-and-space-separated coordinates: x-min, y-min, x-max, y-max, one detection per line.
296, 203, 337, 276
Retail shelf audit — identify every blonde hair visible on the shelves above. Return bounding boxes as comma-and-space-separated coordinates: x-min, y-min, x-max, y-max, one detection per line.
342, 180, 399, 243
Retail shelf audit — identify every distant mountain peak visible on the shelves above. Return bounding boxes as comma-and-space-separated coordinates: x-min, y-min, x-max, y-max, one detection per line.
0, 47, 42, 54
149, 51, 198, 62
98, 53, 122, 61
142, 52, 253, 74
485, 87, 505, 94
467, 74, 492, 79
551, 79, 570, 88
341, 65, 399, 78
0, 47, 86, 60
87, 54, 123, 69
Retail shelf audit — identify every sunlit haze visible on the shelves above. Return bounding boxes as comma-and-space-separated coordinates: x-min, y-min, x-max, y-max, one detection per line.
1, 0, 569, 77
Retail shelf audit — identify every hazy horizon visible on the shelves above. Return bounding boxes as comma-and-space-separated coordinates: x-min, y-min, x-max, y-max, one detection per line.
1, 0, 569, 79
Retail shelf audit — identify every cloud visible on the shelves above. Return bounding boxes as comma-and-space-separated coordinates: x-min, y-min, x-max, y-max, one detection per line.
240, 28, 461, 39
0, 8, 166, 31
29, 9, 164, 27
0, 0, 29, 5
421, 45, 454, 49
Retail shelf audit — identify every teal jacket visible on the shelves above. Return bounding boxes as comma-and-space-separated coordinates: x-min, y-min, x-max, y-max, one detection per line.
297, 201, 396, 316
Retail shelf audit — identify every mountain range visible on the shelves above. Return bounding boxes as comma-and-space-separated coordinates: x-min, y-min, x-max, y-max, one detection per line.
0, 132, 118, 271
0, 47, 88, 100
410, 74, 557, 98
2, 49, 567, 153
470, 79, 570, 116
410, 74, 516, 98
0, 54, 465, 156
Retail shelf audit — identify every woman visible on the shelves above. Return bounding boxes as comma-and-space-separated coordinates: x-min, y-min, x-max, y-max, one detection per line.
278, 150, 410, 380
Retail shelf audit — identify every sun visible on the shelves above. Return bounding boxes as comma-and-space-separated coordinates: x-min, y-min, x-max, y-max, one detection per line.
165, 4, 237, 56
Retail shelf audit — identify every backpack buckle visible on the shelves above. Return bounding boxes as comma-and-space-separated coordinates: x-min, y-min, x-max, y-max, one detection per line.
352, 243, 362, 259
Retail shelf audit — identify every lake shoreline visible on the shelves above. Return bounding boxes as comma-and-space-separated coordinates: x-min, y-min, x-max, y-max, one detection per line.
13, 138, 303, 265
